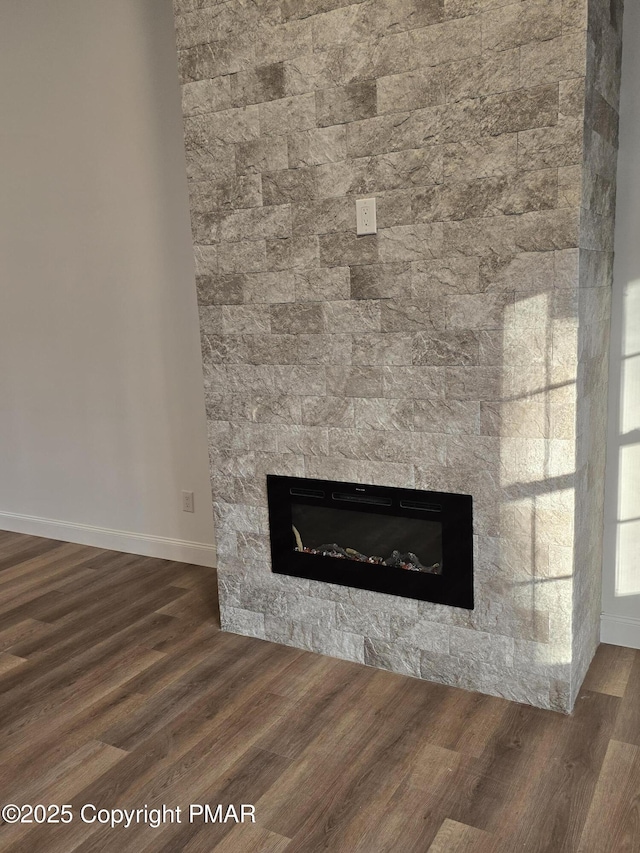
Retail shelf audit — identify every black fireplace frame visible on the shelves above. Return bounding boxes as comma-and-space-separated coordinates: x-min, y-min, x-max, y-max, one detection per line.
266, 475, 474, 609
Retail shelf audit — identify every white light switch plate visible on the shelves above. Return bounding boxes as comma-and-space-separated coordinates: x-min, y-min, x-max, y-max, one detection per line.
356, 197, 377, 235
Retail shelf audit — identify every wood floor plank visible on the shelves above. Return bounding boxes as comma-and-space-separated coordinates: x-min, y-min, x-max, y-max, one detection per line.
577, 739, 640, 852
501, 689, 620, 852
1, 532, 639, 853
614, 651, 640, 747
582, 643, 636, 697
428, 819, 492, 852
212, 823, 290, 853
0, 617, 55, 654
0, 652, 27, 674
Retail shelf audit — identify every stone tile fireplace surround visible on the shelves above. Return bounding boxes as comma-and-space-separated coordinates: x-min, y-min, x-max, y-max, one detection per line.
172, 0, 623, 711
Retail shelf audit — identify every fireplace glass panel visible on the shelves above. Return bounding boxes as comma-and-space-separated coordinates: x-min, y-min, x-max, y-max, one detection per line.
290, 503, 443, 574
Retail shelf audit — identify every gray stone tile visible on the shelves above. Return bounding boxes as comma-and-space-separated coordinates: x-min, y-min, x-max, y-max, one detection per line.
288, 125, 347, 168
409, 15, 481, 66
220, 606, 266, 639
412, 330, 480, 366
515, 208, 580, 251
199, 306, 224, 337
354, 398, 415, 431
202, 333, 249, 364
265, 365, 327, 395
294, 267, 351, 301
312, 0, 444, 52
316, 81, 377, 126
240, 271, 295, 304
411, 257, 481, 296
336, 603, 392, 639
218, 240, 267, 274
184, 106, 261, 148
235, 137, 289, 175
380, 297, 446, 332
249, 394, 302, 424
184, 135, 236, 183
277, 425, 330, 456
281, 0, 369, 21
262, 168, 318, 205
389, 616, 450, 653
315, 149, 443, 199
244, 334, 298, 365
319, 232, 379, 267
302, 396, 355, 427
220, 205, 292, 242
364, 638, 421, 677
259, 93, 317, 136
445, 50, 520, 102
193, 246, 218, 275
297, 334, 353, 365
445, 293, 514, 330
326, 366, 384, 397
182, 76, 233, 117
517, 120, 583, 171
562, 0, 587, 30
413, 399, 481, 434
254, 18, 315, 66
478, 252, 556, 293
481, 0, 562, 53
311, 626, 365, 663
412, 170, 557, 222
560, 77, 586, 119
382, 365, 446, 400
351, 334, 414, 366
175, 4, 259, 51
378, 224, 444, 263
443, 135, 518, 182
442, 215, 516, 257
377, 67, 447, 115
350, 263, 412, 300
221, 304, 271, 335
520, 31, 586, 88
376, 190, 415, 228
178, 37, 256, 84
264, 616, 315, 651
311, 457, 417, 488
441, 85, 559, 143
230, 62, 286, 107
266, 236, 320, 270
323, 299, 381, 333
446, 367, 503, 400
292, 197, 354, 237
346, 111, 443, 157
190, 175, 263, 212
270, 302, 326, 335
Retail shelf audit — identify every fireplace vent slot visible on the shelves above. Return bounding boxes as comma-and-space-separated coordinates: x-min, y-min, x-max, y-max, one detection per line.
400, 500, 442, 513
290, 487, 325, 499
332, 492, 392, 506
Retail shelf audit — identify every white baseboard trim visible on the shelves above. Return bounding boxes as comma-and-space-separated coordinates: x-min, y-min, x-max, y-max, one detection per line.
0, 511, 216, 567
600, 612, 640, 650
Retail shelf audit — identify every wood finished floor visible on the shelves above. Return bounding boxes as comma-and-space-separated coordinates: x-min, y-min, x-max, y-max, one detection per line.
0, 531, 638, 853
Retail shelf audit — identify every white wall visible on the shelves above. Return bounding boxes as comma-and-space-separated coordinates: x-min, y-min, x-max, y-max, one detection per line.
602, 0, 640, 646
0, 0, 215, 564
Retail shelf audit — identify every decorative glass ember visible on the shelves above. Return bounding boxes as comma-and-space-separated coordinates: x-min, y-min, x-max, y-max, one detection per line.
290, 504, 443, 575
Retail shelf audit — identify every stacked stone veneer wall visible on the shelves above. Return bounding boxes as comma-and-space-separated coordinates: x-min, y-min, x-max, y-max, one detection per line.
172, 0, 622, 711
571, 0, 623, 704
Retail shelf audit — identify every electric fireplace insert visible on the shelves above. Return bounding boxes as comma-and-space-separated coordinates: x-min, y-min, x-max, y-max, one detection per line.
267, 475, 474, 608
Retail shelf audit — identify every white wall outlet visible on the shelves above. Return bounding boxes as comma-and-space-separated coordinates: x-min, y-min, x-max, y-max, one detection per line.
182, 490, 194, 513
356, 197, 377, 235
